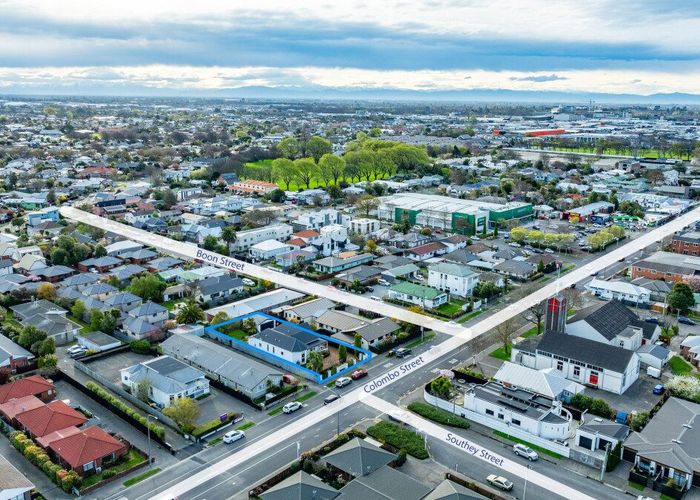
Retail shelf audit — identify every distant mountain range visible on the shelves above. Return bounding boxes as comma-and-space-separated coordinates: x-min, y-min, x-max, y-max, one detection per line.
4, 85, 700, 105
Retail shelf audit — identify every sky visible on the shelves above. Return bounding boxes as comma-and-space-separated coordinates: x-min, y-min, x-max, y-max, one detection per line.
2, 0, 700, 98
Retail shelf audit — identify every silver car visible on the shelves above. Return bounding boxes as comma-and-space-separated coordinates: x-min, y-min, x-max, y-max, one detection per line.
513, 443, 539, 461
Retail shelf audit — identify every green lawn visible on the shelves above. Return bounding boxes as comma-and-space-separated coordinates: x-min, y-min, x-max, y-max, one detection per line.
561, 264, 576, 274
82, 449, 147, 489
493, 431, 563, 459
296, 391, 317, 403
542, 146, 688, 160
458, 310, 483, 323
225, 329, 248, 341
627, 481, 645, 491
404, 332, 436, 349
669, 355, 693, 376
123, 467, 161, 487
435, 301, 465, 317
489, 344, 512, 361
521, 325, 541, 338
268, 406, 284, 416
237, 421, 255, 431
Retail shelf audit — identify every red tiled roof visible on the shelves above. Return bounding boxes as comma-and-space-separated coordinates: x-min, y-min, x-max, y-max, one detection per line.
15, 400, 86, 437
408, 242, 445, 256
49, 426, 126, 469
0, 375, 55, 403
0, 395, 44, 420
287, 238, 307, 247
36, 425, 82, 448
292, 230, 320, 238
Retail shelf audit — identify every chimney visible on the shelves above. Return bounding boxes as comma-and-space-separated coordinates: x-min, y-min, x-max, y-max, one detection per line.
545, 294, 567, 335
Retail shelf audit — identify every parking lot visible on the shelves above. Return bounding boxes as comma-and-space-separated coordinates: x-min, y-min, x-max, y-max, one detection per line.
588, 374, 665, 414
80, 349, 154, 384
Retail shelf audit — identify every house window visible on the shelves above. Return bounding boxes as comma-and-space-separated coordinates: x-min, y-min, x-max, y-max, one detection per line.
619, 341, 624, 348
556, 361, 564, 371
498, 414, 504, 420
485, 409, 494, 416
512, 419, 521, 426
573, 366, 580, 377
83, 461, 94, 471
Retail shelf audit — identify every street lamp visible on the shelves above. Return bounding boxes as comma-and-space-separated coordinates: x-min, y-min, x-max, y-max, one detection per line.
523, 464, 531, 500
146, 414, 158, 468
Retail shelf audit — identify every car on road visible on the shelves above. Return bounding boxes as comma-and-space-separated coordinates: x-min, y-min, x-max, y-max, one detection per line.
351, 369, 368, 380
544, 248, 554, 254
679, 316, 697, 326
283, 401, 303, 414
324, 394, 341, 405
335, 376, 352, 388
645, 316, 661, 324
653, 384, 665, 395
241, 278, 256, 287
393, 347, 412, 358
486, 475, 513, 491
223, 430, 245, 443
513, 443, 539, 461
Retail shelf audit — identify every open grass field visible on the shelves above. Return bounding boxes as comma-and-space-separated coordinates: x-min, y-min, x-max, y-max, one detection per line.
535, 146, 689, 160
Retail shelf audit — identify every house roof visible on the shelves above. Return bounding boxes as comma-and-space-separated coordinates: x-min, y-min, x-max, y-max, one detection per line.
0, 395, 45, 420
355, 318, 401, 342
567, 300, 644, 341
292, 230, 321, 238
129, 300, 168, 318
253, 324, 325, 353
389, 281, 444, 300
49, 425, 126, 469
494, 361, 584, 399
0, 375, 55, 403
123, 317, 159, 335
324, 437, 396, 477
407, 242, 446, 256
317, 310, 369, 333
197, 275, 244, 296
59, 272, 101, 287
578, 422, 630, 442
0, 334, 34, 367
625, 397, 700, 474
23, 313, 82, 337
337, 465, 430, 500
15, 400, 87, 437
104, 291, 141, 306
285, 297, 335, 320
0, 454, 34, 492
423, 479, 484, 500
10, 299, 66, 318
35, 425, 82, 448
124, 355, 205, 394
260, 471, 339, 500
82, 282, 118, 296
428, 262, 478, 278
494, 259, 535, 276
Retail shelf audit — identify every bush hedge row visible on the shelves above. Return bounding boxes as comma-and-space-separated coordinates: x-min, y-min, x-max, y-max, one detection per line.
366, 421, 428, 459
10, 431, 82, 492
407, 402, 471, 429
192, 412, 241, 438
85, 381, 165, 439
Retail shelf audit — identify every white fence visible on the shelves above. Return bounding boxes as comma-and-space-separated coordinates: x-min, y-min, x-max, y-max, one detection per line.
423, 389, 571, 458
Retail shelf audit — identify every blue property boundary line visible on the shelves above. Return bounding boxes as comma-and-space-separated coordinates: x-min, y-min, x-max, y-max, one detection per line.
205, 311, 373, 384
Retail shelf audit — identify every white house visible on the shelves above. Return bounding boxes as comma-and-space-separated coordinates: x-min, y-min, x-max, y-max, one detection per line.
230, 224, 293, 251
494, 362, 584, 401
121, 355, 209, 408
350, 218, 380, 235
387, 281, 448, 310
248, 323, 327, 366
249, 240, 293, 261
104, 240, 144, 257
585, 279, 651, 306
428, 262, 479, 298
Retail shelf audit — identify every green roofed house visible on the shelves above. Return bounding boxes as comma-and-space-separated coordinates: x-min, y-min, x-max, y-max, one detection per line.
387, 281, 448, 310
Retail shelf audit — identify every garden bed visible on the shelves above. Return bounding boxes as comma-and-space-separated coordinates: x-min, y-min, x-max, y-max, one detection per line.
366, 421, 428, 459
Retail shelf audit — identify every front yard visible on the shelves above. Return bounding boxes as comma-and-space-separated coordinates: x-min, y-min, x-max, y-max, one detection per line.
489, 343, 512, 361
81, 448, 147, 489
669, 355, 694, 376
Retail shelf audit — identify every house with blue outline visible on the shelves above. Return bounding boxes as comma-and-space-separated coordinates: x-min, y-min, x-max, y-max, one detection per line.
249, 323, 327, 365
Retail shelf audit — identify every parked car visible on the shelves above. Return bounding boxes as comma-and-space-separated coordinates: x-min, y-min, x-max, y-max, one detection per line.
223, 430, 245, 443
653, 384, 665, 395
678, 317, 696, 326
645, 317, 661, 324
394, 347, 412, 358
335, 377, 352, 388
513, 444, 539, 461
365, 286, 374, 292
67, 345, 86, 356
378, 279, 390, 286
241, 278, 256, 287
324, 394, 340, 405
283, 401, 303, 414
351, 369, 368, 380
486, 475, 513, 491
544, 248, 554, 254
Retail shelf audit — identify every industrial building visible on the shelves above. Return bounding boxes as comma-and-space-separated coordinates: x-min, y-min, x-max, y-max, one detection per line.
377, 193, 532, 235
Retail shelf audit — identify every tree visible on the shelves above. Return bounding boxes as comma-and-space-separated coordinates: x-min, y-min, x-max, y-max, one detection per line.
0, 367, 11, 385
293, 158, 319, 189
304, 136, 333, 162
523, 301, 546, 335
354, 332, 363, 348
355, 194, 379, 217
210, 311, 229, 325
277, 136, 301, 159
36, 283, 56, 301
37, 354, 58, 370
163, 397, 200, 433
135, 379, 152, 403
176, 300, 205, 324
562, 288, 582, 310
161, 188, 177, 209
668, 282, 695, 313
318, 154, 346, 186
46, 189, 56, 205
221, 226, 237, 254
128, 274, 166, 302
365, 239, 378, 253
495, 318, 518, 356
430, 376, 452, 399
272, 158, 296, 191
203, 235, 220, 252
338, 344, 347, 363
37, 338, 55, 357
17, 326, 46, 351
306, 351, 323, 373
89, 309, 104, 332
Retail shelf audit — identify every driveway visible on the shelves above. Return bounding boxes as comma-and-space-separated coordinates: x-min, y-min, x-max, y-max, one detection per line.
586, 374, 664, 414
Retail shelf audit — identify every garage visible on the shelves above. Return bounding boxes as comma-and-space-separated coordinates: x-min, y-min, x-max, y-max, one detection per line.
578, 435, 593, 450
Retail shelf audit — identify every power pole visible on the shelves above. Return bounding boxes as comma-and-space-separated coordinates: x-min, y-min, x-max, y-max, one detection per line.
599, 442, 611, 481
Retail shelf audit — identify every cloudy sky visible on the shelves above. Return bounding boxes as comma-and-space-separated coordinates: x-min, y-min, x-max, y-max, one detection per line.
2, 0, 700, 97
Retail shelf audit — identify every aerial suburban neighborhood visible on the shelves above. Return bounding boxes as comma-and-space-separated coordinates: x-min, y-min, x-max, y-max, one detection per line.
3, 2, 700, 500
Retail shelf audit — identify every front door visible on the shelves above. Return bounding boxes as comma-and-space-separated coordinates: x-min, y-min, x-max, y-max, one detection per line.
589, 372, 599, 385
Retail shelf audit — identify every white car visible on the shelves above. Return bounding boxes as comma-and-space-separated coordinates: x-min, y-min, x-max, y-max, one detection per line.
486, 474, 513, 491
544, 248, 554, 254
67, 345, 86, 355
335, 376, 352, 388
242, 278, 256, 286
283, 401, 303, 414
223, 430, 245, 443
513, 443, 539, 461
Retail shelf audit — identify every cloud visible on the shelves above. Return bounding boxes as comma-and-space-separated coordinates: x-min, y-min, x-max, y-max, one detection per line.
510, 74, 568, 82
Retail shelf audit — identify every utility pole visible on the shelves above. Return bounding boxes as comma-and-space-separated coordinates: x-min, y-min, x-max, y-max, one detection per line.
599, 442, 611, 481
523, 464, 531, 500
146, 414, 157, 467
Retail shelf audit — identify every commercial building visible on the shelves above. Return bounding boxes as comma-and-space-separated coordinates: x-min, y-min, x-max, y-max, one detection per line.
672, 231, 700, 256
230, 224, 293, 252
585, 279, 651, 306
631, 252, 700, 283
377, 193, 532, 235
229, 179, 278, 195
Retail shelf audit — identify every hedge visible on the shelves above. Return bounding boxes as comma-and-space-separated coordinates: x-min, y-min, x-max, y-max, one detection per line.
192, 412, 241, 438
570, 393, 613, 419
85, 381, 165, 439
407, 402, 471, 429
10, 431, 82, 492
367, 421, 428, 459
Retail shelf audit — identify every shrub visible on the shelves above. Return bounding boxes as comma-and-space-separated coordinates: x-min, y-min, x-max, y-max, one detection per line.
629, 412, 649, 432
407, 402, 470, 429
130, 340, 151, 354
102, 469, 117, 479
367, 421, 428, 459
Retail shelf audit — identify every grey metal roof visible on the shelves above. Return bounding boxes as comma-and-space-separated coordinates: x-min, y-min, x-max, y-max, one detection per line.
317, 310, 368, 333
129, 300, 168, 317
82, 283, 118, 296
59, 272, 100, 287
0, 334, 34, 366
260, 471, 339, 500
625, 397, 700, 474
423, 479, 485, 500
579, 422, 630, 441
80, 331, 121, 347
0, 454, 34, 491
337, 466, 430, 500
324, 438, 395, 477
567, 300, 642, 341
355, 318, 401, 342
286, 298, 335, 320
534, 333, 636, 372
197, 275, 244, 296
104, 291, 141, 306
143, 355, 205, 384
252, 324, 325, 353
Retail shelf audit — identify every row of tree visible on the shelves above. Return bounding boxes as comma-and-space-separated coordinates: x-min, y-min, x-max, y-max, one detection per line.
509, 228, 575, 249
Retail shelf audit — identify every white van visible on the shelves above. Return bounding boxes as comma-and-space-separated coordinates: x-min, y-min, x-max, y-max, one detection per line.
370, 296, 382, 302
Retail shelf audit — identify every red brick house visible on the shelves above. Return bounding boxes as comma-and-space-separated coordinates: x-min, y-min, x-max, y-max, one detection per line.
0, 375, 56, 403
49, 426, 128, 476
14, 400, 86, 438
